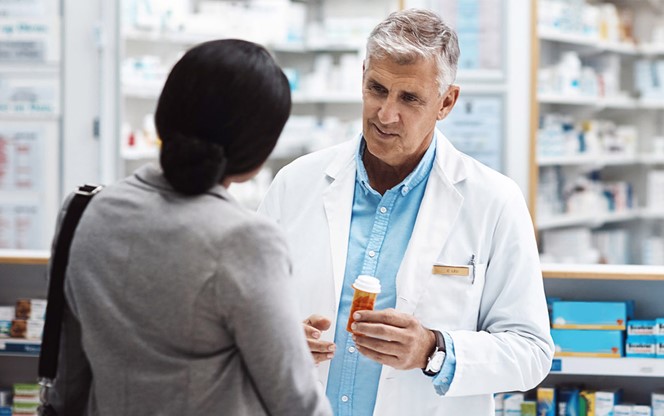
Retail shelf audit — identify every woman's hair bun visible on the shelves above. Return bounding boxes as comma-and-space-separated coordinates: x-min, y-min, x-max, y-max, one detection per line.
160, 133, 227, 196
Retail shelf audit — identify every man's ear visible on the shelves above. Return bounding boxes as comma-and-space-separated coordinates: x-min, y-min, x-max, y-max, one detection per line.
437, 85, 460, 121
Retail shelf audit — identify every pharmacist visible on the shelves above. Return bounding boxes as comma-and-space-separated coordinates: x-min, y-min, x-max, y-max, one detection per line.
259, 9, 554, 416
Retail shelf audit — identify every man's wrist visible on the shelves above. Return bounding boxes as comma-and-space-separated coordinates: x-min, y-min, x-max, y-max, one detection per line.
422, 330, 446, 376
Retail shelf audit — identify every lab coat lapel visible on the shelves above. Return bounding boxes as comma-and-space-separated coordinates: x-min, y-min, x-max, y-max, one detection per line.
395, 132, 467, 314
322, 138, 358, 316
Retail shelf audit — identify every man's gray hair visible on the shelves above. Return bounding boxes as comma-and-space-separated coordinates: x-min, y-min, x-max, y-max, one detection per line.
365, 9, 460, 95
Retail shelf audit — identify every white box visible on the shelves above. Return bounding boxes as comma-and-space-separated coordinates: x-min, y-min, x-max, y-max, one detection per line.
653, 393, 664, 416
615, 404, 633, 416
596, 390, 621, 416
503, 393, 524, 416
494, 393, 504, 416
633, 405, 652, 416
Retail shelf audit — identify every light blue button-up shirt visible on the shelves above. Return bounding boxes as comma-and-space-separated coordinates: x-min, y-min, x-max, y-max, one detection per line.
326, 133, 456, 415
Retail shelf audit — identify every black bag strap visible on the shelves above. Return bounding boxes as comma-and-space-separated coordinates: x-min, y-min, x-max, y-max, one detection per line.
38, 184, 103, 383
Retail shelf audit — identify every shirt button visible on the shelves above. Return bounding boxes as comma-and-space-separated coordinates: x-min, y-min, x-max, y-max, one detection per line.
380, 206, 387, 214
341, 395, 349, 403
368, 250, 376, 257
349, 346, 356, 353
403, 186, 409, 193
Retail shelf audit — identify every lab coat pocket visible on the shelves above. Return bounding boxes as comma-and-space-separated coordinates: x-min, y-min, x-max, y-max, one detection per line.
416, 262, 486, 331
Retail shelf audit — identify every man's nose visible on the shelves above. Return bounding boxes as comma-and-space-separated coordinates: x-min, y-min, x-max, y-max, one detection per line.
377, 97, 399, 125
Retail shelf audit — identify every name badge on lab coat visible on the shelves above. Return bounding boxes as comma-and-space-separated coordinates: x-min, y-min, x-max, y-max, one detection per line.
432, 265, 470, 276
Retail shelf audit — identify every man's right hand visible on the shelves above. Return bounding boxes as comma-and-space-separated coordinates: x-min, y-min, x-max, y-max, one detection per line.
303, 314, 336, 364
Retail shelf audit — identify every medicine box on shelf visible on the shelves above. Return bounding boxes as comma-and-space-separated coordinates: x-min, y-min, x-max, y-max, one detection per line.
552, 301, 634, 330
551, 329, 624, 357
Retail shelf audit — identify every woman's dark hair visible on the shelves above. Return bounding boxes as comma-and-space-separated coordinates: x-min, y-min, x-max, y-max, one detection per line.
155, 39, 291, 195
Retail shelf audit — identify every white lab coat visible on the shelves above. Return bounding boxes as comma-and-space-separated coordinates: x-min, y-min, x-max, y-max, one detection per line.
258, 131, 554, 416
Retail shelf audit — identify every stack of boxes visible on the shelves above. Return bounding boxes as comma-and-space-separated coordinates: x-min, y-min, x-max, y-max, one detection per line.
0, 299, 46, 343
625, 318, 664, 358
534, 387, 663, 415
10, 299, 46, 340
551, 301, 633, 358
536, 387, 623, 416
10, 384, 40, 416
0, 388, 10, 416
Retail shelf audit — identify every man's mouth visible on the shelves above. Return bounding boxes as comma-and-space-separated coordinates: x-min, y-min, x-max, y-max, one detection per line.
373, 123, 398, 137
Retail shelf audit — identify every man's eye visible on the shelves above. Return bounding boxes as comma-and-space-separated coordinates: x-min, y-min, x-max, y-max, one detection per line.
370, 85, 386, 93
403, 95, 418, 102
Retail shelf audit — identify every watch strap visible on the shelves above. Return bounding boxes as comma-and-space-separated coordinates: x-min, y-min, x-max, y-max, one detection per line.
422, 330, 446, 376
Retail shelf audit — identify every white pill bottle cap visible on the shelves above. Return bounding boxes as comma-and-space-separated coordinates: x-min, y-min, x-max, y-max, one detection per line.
352, 275, 381, 294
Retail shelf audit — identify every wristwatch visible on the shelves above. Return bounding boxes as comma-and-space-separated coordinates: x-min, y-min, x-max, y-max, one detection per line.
422, 330, 446, 377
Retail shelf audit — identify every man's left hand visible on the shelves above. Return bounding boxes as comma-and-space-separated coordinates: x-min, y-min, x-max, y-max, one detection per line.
350, 308, 436, 370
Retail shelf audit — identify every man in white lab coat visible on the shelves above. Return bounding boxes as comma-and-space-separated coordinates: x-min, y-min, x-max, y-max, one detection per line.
259, 9, 553, 416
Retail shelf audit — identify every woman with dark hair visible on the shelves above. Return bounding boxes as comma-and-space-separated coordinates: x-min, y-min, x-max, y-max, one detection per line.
48, 39, 332, 416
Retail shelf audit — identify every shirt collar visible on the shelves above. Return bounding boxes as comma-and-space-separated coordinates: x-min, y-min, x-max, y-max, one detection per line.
355, 131, 437, 196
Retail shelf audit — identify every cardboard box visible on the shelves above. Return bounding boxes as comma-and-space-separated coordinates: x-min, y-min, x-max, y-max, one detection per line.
14, 299, 46, 320
614, 404, 633, 416
580, 390, 595, 416
494, 393, 504, 416
553, 301, 634, 330
521, 401, 536, 416
537, 387, 557, 416
504, 393, 524, 415
626, 336, 657, 358
558, 387, 581, 416
596, 390, 622, 416
552, 329, 624, 357
633, 405, 652, 416
656, 336, 664, 358
653, 392, 664, 416
656, 319, 664, 335
628, 320, 657, 336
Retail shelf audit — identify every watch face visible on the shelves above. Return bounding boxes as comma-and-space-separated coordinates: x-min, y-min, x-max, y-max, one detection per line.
429, 351, 446, 372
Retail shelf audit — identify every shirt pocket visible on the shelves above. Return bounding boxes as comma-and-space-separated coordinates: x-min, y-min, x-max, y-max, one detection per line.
416, 262, 487, 331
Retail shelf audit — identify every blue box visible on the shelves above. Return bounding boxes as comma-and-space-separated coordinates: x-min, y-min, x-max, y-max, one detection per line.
552, 301, 634, 330
656, 318, 664, 335
537, 387, 556, 416
558, 387, 580, 416
551, 329, 624, 357
626, 335, 656, 358
657, 335, 664, 358
628, 320, 656, 336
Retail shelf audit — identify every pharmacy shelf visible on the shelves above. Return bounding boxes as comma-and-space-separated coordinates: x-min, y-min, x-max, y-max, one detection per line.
123, 87, 362, 104
538, 93, 637, 108
537, 210, 639, 230
0, 250, 49, 265
124, 29, 364, 53
640, 208, 664, 219
122, 85, 161, 100
121, 147, 159, 160
455, 69, 504, 82
291, 92, 361, 104
0, 113, 60, 121
639, 154, 664, 164
271, 42, 363, 53
541, 263, 664, 280
638, 43, 664, 56
123, 29, 213, 46
549, 357, 664, 377
538, 154, 638, 167
0, 64, 59, 74
538, 27, 638, 55
0, 339, 41, 357
639, 98, 664, 109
